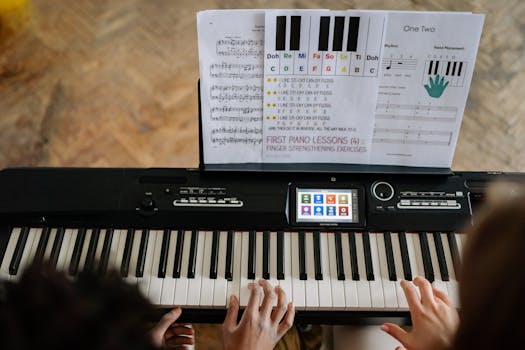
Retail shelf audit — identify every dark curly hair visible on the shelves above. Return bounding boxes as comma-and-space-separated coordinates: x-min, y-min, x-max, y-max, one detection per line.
0, 262, 157, 350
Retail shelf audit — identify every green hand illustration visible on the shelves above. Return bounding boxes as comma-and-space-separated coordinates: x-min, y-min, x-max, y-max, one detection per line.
424, 74, 449, 98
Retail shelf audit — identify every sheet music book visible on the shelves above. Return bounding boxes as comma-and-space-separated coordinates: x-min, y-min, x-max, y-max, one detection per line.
197, 9, 484, 169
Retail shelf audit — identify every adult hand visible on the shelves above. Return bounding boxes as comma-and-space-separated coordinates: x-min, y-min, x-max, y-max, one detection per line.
381, 276, 459, 350
148, 307, 194, 349
222, 279, 295, 350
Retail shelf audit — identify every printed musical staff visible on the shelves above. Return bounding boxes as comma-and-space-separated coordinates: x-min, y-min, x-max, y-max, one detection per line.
382, 57, 417, 71
373, 127, 453, 146
210, 62, 263, 79
216, 39, 264, 58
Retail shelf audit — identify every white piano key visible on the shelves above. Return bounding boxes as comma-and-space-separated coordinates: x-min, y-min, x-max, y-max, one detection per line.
0, 227, 21, 281
226, 231, 242, 307
44, 228, 58, 261
213, 231, 228, 308
441, 233, 460, 308
62, 229, 79, 277
427, 233, 448, 295
106, 229, 122, 272
391, 233, 408, 309
269, 231, 279, 304
290, 231, 306, 309
186, 230, 206, 307
279, 232, 293, 304
160, 230, 178, 306
77, 229, 93, 273
200, 231, 215, 307
407, 233, 423, 299
318, 232, 333, 310
341, 233, 359, 310
12, 228, 38, 281
327, 233, 345, 310
355, 233, 372, 310
255, 231, 264, 307
304, 232, 319, 309
93, 229, 107, 272
376, 233, 398, 310
239, 231, 251, 307
55, 229, 73, 272
368, 233, 385, 309
148, 230, 164, 305
26, 228, 43, 267
138, 230, 158, 298
173, 230, 192, 306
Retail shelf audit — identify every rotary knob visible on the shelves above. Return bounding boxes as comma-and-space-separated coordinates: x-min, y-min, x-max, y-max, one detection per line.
140, 196, 155, 210
372, 181, 394, 201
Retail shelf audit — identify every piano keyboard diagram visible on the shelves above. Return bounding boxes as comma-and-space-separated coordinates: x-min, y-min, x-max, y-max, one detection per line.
422, 60, 467, 87
264, 12, 385, 77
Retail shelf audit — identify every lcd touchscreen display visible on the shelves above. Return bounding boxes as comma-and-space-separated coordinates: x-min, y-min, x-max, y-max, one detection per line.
296, 188, 359, 223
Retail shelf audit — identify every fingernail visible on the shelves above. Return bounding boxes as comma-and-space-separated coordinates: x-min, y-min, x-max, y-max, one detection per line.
381, 325, 389, 332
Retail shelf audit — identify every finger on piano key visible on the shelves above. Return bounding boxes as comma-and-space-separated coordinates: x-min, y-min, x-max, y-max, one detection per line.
226, 231, 242, 308
200, 231, 215, 307
107, 229, 124, 273
268, 231, 279, 306
55, 228, 73, 273
376, 233, 397, 310
173, 230, 192, 306
84, 228, 101, 273
61, 229, 79, 275
255, 231, 264, 285
398, 232, 412, 281
160, 229, 178, 306
441, 233, 459, 308
239, 231, 251, 307
304, 231, 319, 309
123, 229, 141, 286
427, 233, 448, 296
418, 232, 434, 282
408, 233, 424, 298
327, 232, 345, 310
368, 233, 385, 310
69, 228, 86, 276
341, 232, 359, 310
34, 227, 51, 264
186, 230, 206, 307
391, 233, 409, 309
11, 227, 35, 280
355, 232, 372, 310
137, 230, 157, 298
10, 227, 30, 276
279, 231, 293, 306
147, 230, 164, 304
262, 231, 270, 280
290, 231, 306, 310
77, 229, 93, 274
212, 231, 228, 308
1, 228, 22, 281
119, 228, 134, 277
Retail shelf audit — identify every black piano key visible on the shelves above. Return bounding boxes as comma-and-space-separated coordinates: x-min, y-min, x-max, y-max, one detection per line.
451, 61, 457, 76
135, 229, 149, 278
247, 230, 256, 279
158, 229, 170, 278
433, 232, 449, 281
275, 16, 286, 51
428, 60, 433, 75
290, 16, 301, 51
98, 228, 114, 275
348, 232, 359, 280
298, 231, 307, 280
434, 60, 439, 75
277, 231, 284, 280
318, 16, 330, 51
120, 228, 134, 277
457, 62, 463, 76
419, 233, 434, 282
83, 228, 100, 273
9, 227, 29, 275
398, 232, 412, 281
0, 226, 12, 263
49, 227, 65, 268
447, 232, 460, 272
313, 231, 323, 280
262, 231, 270, 279
384, 232, 397, 281
363, 232, 374, 281
225, 230, 234, 280
173, 230, 185, 278
332, 16, 345, 51
34, 226, 51, 263
335, 232, 345, 280
69, 228, 86, 276
209, 230, 219, 279
187, 230, 198, 279
446, 61, 451, 75
347, 16, 360, 52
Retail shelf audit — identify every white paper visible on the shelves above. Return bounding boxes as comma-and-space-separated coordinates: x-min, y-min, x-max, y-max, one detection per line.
369, 12, 484, 167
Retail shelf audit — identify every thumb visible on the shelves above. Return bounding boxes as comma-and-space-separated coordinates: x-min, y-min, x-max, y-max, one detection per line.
156, 307, 182, 333
223, 295, 239, 330
381, 323, 409, 347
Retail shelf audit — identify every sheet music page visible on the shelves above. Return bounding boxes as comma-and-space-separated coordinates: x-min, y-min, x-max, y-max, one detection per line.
197, 10, 265, 164
262, 10, 386, 163
369, 12, 484, 167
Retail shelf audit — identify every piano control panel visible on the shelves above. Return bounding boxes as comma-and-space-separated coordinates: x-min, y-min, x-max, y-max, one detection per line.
172, 186, 244, 208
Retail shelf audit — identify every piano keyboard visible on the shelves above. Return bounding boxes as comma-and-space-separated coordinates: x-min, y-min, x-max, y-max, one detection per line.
0, 227, 464, 312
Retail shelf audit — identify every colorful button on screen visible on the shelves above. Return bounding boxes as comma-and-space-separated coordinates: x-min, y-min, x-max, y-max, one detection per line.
296, 188, 359, 223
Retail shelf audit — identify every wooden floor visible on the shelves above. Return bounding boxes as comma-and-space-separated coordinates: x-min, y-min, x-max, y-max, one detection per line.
1, 1, 524, 349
